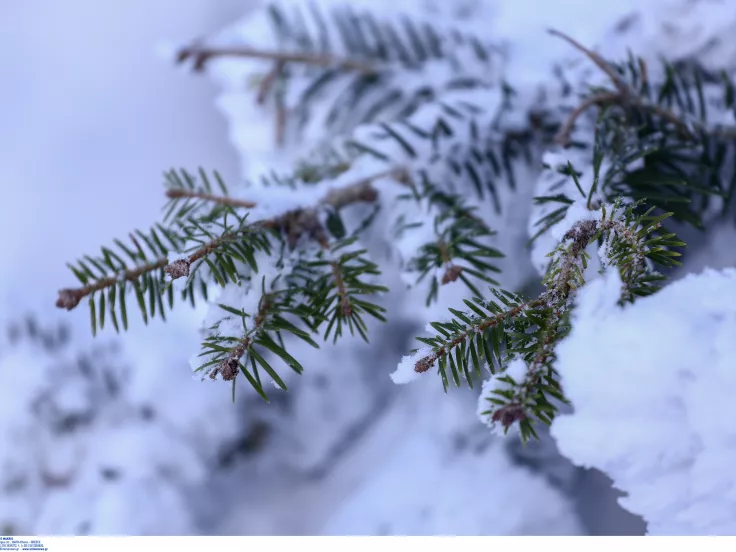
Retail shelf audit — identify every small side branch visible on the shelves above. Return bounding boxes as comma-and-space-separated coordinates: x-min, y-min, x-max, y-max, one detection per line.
56, 259, 168, 311
547, 29, 629, 94
414, 297, 546, 374
550, 29, 695, 146
165, 188, 257, 209
554, 92, 619, 146
215, 295, 271, 381
554, 92, 694, 146
256, 61, 285, 105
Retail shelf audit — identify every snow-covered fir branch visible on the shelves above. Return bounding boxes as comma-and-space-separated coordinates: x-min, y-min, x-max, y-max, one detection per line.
49, 0, 736, 535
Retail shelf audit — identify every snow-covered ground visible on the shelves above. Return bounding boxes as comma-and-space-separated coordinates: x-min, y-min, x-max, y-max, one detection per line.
2, 0, 735, 536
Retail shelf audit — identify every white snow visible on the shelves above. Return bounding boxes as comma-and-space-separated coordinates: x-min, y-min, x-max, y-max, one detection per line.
325, 380, 583, 535
390, 346, 433, 385
552, 268, 736, 535
0, 317, 243, 535
326, 430, 581, 535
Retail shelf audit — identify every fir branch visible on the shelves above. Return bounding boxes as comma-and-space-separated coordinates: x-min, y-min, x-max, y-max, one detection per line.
178, 2, 501, 142
163, 168, 239, 222
56, 166, 402, 340
550, 29, 698, 146
490, 312, 566, 433
399, 189, 504, 305
195, 274, 320, 399
308, 238, 389, 343
58, 8, 728, 443
551, 31, 736, 152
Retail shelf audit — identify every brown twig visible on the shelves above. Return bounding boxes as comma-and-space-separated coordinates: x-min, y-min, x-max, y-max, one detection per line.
547, 29, 629, 95
321, 168, 404, 208
257, 61, 285, 105
56, 259, 169, 311
255, 61, 289, 147
165, 188, 257, 209
554, 91, 619, 146
558, 95, 696, 146
177, 44, 378, 74
330, 261, 353, 316
551, 29, 696, 146
554, 92, 695, 146
214, 295, 271, 381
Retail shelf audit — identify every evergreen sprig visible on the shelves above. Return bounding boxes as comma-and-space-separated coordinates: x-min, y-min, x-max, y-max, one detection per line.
306, 237, 389, 343
193, 237, 388, 399
56, 224, 183, 334
57, 162, 400, 399
196, 273, 319, 402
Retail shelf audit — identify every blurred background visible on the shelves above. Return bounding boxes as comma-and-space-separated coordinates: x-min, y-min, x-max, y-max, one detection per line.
2, 0, 735, 536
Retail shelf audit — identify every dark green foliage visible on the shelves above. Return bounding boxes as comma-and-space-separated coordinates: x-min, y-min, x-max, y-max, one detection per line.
193, 238, 388, 400
402, 196, 504, 306
306, 237, 389, 343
